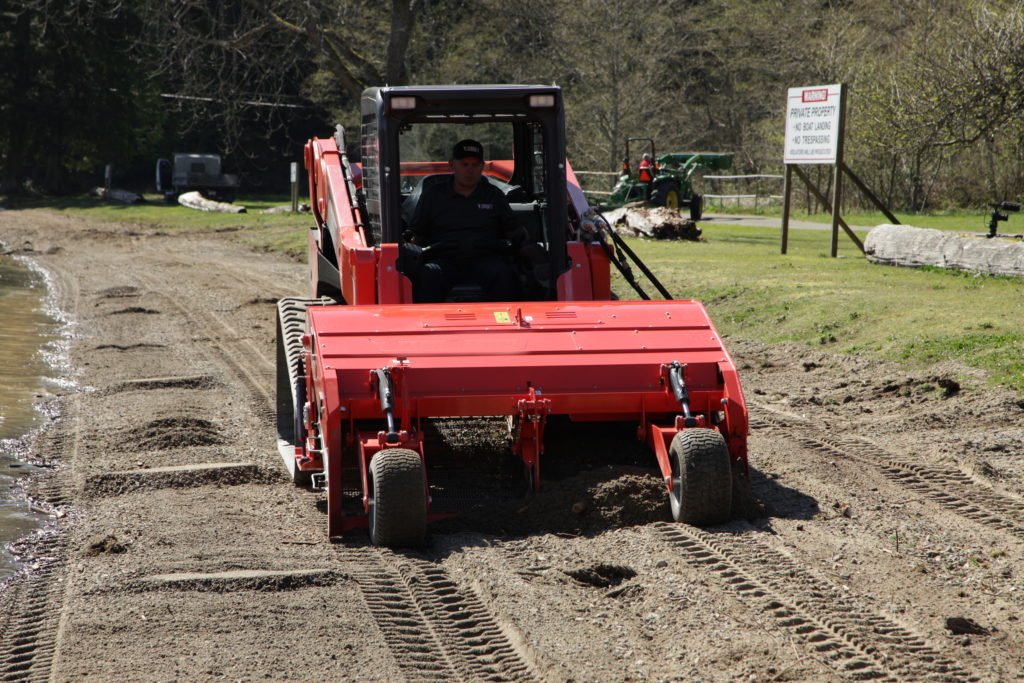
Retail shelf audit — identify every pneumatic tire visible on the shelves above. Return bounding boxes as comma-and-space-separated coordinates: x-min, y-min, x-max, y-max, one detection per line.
650, 180, 681, 209
669, 428, 732, 525
368, 449, 427, 547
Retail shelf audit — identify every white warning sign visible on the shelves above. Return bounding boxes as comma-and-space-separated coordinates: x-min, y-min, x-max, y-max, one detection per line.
784, 84, 842, 164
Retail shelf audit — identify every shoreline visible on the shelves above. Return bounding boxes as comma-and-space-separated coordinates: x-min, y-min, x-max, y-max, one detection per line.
0, 246, 75, 585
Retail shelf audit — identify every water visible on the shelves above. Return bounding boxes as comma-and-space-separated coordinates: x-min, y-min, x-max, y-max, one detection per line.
0, 253, 64, 582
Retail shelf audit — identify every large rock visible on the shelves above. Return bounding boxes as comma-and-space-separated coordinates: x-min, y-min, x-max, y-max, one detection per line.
865, 224, 1024, 277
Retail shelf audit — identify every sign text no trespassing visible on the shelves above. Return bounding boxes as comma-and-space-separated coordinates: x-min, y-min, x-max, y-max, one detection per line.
784, 84, 842, 165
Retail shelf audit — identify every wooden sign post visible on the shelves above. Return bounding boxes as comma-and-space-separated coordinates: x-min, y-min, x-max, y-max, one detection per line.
781, 83, 899, 256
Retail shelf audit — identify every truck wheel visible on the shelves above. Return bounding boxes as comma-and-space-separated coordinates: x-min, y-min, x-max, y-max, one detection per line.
650, 180, 680, 209
689, 193, 704, 221
668, 429, 732, 525
368, 449, 427, 547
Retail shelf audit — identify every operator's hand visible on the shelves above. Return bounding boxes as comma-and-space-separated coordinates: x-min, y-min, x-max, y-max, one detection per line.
506, 225, 528, 248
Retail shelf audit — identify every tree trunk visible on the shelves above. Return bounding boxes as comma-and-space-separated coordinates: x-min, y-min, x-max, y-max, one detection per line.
385, 0, 418, 85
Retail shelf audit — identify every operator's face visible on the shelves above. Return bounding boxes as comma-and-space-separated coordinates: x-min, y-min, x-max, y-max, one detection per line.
450, 156, 484, 193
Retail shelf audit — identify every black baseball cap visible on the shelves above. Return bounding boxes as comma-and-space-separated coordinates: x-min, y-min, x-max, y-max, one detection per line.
452, 139, 485, 161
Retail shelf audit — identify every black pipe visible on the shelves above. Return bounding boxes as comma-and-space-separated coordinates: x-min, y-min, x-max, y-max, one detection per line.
595, 211, 674, 300
668, 361, 698, 427
594, 230, 650, 300
374, 368, 400, 443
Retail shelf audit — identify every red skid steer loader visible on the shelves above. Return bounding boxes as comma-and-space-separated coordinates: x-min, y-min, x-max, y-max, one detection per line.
276, 85, 749, 547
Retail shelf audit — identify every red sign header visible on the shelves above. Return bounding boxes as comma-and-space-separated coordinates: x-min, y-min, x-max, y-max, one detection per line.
801, 88, 829, 103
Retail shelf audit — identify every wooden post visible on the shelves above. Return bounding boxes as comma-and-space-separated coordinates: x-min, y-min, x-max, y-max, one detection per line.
829, 84, 848, 257
290, 162, 299, 212
781, 165, 793, 254
792, 166, 864, 252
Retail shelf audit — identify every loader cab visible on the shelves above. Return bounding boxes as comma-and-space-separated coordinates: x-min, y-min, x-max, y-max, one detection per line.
359, 85, 570, 300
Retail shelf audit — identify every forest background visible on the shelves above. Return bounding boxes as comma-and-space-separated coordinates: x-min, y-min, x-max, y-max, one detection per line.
2, 0, 1023, 212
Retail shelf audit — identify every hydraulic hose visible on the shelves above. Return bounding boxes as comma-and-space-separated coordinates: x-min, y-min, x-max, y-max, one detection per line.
593, 210, 674, 300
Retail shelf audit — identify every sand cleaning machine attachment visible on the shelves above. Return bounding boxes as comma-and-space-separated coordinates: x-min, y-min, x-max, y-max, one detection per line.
275, 85, 749, 547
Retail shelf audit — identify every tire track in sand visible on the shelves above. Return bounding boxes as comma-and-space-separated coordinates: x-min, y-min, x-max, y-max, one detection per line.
750, 402, 1024, 540
140, 272, 534, 681
340, 547, 535, 682
136, 273, 276, 424
651, 522, 977, 682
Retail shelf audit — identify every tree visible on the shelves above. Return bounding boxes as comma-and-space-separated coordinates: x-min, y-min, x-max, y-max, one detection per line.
140, 0, 422, 143
0, 0, 162, 193
849, 1, 1024, 209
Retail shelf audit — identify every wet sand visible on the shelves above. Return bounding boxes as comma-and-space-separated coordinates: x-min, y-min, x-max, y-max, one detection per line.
0, 253, 62, 580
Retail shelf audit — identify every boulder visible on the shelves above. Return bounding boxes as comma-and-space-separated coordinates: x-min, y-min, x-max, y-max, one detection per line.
865, 224, 1024, 277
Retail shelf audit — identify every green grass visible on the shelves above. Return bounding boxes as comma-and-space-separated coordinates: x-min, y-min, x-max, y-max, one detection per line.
6, 193, 312, 259
622, 223, 1024, 391
716, 206, 1003, 233
10, 197, 1024, 392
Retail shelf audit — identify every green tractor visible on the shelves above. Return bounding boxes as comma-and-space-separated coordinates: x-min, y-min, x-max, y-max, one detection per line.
601, 138, 732, 220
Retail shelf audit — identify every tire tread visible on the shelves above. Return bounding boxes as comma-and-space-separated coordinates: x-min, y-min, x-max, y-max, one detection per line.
670, 428, 732, 526
370, 449, 427, 547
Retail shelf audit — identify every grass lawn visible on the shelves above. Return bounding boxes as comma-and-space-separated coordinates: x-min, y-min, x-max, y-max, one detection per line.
624, 222, 1024, 391
715, 205, 1009, 234
6, 194, 312, 259
9, 196, 1023, 392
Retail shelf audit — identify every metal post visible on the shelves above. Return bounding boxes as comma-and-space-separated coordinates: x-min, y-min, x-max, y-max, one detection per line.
829, 84, 848, 257
104, 164, 112, 193
781, 165, 793, 254
290, 162, 299, 212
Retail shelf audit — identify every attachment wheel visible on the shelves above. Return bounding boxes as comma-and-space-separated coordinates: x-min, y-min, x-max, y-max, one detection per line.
368, 449, 427, 547
668, 428, 732, 525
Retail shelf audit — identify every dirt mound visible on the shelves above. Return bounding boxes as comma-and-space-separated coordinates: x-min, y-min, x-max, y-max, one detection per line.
94, 342, 165, 351
244, 297, 278, 306
433, 466, 668, 537
107, 307, 160, 315
106, 375, 220, 394
587, 471, 670, 525
82, 534, 127, 556
129, 417, 224, 451
84, 463, 274, 497
96, 286, 140, 298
